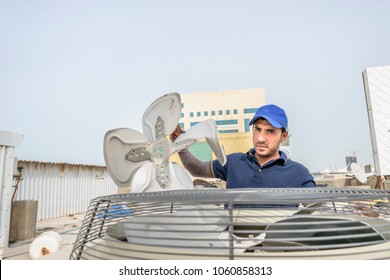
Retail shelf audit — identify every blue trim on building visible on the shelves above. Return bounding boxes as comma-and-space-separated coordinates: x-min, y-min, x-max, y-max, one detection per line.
219, 129, 239, 134
244, 108, 257, 114
216, 119, 238, 125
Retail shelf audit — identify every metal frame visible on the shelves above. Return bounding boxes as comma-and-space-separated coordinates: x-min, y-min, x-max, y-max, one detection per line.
0, 131, 23, 248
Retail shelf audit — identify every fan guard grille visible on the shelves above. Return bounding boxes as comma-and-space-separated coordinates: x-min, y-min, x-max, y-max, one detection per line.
70, 188, 390, 260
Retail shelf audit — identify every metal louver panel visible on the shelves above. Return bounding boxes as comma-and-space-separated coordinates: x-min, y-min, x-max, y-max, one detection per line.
363, 65, 390, 176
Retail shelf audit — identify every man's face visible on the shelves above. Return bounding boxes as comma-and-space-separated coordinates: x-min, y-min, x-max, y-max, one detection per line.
252, 118, 288, 162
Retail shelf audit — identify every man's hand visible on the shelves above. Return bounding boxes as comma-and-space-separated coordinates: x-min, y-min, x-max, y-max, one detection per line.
170, 124, 185, 142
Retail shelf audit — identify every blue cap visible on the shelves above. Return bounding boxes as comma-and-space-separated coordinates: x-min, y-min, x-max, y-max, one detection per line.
249, 104, 288, 129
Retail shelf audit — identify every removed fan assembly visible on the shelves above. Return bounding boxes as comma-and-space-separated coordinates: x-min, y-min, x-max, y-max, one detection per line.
103, 92, 226, 192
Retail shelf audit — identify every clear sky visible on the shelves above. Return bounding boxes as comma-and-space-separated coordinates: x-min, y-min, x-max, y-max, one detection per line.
1, 0, 389, 173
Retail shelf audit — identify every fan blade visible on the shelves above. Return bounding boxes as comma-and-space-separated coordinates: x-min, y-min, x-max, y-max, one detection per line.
130, 161, 154, 193
168, 162, 194, 190
175, 119, 227, 165
142, 92, 181, 143
131, 162, 194, 192
103, 128, 149, 188
124, 205, 228, 248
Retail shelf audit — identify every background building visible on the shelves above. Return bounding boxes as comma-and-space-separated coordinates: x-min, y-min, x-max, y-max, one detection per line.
172, 88, 291, 164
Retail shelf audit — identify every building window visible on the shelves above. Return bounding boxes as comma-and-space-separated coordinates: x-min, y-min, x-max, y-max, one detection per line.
204, 111, 208, 116
245, 119, 251, 132
226, 109, 230, 115
190, 112, 194, 117
216, 119, 238, 125
233, 109, 238, 114
190, 121, 200, 127
218, 110, 223, 116
181, 113, 184, 118
211, 111, 215, 116
244, 108, 257, 114
197, 112, 201, 117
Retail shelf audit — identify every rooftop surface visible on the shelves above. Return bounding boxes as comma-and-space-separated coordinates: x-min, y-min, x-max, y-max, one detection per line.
1, 213, 85, 260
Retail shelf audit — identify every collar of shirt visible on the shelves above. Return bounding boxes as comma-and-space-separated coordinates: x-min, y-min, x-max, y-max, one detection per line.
246, 148, 288, 168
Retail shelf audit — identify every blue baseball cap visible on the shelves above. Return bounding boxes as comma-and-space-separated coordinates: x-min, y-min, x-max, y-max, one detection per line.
249, 104, 288, 129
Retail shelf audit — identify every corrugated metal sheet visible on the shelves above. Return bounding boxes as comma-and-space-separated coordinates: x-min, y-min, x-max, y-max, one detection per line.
13, 160, 118, 221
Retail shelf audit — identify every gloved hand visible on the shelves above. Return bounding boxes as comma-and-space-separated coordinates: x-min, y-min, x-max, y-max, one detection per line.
170, 124, 185, 142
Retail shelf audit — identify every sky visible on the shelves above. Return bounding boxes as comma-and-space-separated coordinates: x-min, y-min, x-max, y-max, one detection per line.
1, 0, 390, 173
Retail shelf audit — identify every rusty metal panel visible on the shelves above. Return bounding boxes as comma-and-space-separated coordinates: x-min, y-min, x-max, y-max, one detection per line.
13, 161, 118, 221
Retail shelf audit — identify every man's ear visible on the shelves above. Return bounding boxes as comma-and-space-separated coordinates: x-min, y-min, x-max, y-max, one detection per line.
281, 130, 288, 142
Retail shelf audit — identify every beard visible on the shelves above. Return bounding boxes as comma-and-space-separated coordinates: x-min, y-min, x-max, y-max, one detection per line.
254, 142, 280, 160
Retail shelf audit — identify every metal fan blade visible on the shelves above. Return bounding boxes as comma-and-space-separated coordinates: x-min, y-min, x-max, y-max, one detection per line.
130, 161, 154, 193
142, 92, 181, 143
168, 162, 194, 190
124, 204, 228, 249
175, 119, 227, 165
103, 128, 149, 188
131, 162, 194, 192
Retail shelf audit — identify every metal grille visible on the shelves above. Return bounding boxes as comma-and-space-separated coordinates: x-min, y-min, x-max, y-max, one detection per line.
70, 188, 390, 260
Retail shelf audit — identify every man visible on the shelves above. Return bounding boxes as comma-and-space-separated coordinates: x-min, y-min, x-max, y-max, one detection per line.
171, 104, 316, 191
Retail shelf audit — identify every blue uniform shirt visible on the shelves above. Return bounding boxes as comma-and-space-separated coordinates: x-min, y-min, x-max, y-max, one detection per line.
212, 149, 316, 189
211, 149, 315, 208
